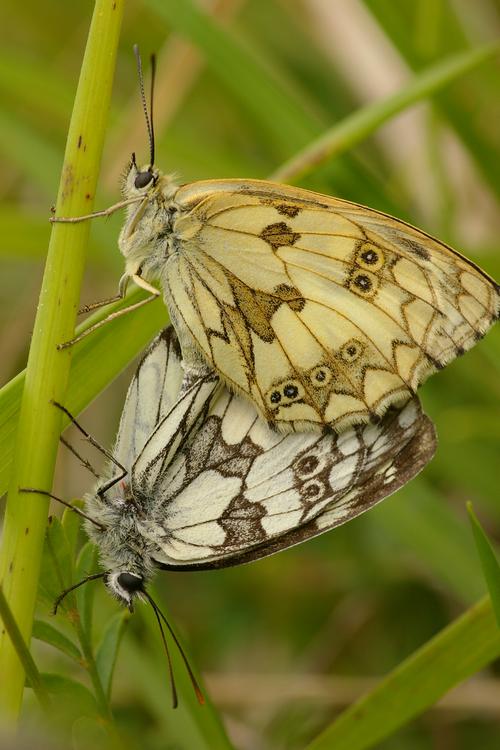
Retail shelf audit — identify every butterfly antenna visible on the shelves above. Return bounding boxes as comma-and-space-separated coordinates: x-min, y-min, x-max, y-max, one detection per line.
147, 596, 178, 709
19, 488, 106, 531
149, 53, 156, 168
133, 44, 156, 169
143, 591, 204, 707
52, 573, 105, 615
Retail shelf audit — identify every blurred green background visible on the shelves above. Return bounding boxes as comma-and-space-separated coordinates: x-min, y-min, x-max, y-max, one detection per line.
1, 1, 500, 748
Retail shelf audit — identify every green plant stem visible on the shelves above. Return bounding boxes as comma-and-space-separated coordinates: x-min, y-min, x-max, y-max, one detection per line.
306, 596, 500, 750
271, 42, 500, 183
0, 0, 123, 721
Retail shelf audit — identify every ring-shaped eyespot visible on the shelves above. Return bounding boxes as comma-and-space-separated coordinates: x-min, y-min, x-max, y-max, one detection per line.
266, 379, 304, 408
348, 269, 378, 298
281, 380, 304, 404
340, 339, 364, 364
294, 450, 327, 480
267, 389, 282, 407
356, 243, 385, 272
134, 170, 154, 190
300, 478, 325, 501
309, 365, 333, 388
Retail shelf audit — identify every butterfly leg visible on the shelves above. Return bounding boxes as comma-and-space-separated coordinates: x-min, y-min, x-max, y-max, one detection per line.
51, 400, 127, 479
51, 400, 129, 497
18, 488, 105, 530
49, 195, 144, 224
78, 292, 124, 316
57, 274, 160, 349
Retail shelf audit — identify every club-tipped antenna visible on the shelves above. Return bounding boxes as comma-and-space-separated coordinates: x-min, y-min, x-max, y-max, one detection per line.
133, 44, 156, 170
143, 590, 204, 707
52, 573, 105, 615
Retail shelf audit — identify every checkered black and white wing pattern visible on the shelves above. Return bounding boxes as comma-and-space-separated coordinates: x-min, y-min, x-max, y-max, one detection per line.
112, 328, 185, 472
143, 380, 436, 569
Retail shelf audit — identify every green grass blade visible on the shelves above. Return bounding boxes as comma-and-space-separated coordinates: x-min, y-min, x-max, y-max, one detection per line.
0, 586, 51, 712
272, 42, 500, 182
144, 0, 320, 155
364, 1, 500, 198
0, 0, 124, 720
32, 620, 82, 663
95, 611, 128, 699
467, 502, 500, 627
373, 482, 483, 604
307, 596, 500, 750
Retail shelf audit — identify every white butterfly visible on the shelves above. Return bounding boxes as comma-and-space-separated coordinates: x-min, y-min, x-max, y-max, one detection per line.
84, 325, 436, 602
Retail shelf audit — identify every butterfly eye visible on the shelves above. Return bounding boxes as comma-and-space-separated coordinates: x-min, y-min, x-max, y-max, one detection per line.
117, 572, 144, 592
134, 170, 154, 189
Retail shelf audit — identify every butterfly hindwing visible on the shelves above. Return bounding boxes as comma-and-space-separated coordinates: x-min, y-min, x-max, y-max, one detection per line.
160, 179, 499, 432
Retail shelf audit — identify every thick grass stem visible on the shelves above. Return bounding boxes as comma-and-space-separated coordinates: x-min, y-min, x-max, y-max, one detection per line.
0, 0, 124, 721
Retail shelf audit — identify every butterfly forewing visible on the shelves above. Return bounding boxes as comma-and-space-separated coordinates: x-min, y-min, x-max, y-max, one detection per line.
132, 372, 220, 496
111, 328, 184, 471
159, 179, 499, 432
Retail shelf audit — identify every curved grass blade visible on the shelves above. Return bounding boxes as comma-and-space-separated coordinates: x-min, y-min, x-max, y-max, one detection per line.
0, 586, 51, 712
467, 502, 500, 627
272, 42, 500, 182
306, 596, 500, 750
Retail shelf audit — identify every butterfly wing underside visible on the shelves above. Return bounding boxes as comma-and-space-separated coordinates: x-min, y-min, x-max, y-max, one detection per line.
164, 179, 499, 432
142, 376, 436, 569
111, 328, 185, 472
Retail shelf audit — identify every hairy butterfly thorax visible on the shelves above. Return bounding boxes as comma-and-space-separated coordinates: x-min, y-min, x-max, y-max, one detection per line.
84, 481, 159, 592
119, 159, 180, 283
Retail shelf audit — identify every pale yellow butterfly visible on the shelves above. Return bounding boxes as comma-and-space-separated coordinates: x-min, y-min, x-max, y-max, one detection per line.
56, 51, 499, 433
112, 168, 499, 433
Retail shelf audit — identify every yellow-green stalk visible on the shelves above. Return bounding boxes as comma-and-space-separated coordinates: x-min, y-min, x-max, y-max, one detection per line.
0, 0, 123, 720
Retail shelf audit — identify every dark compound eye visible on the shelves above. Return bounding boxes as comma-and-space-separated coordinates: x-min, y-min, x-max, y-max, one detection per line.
270, 390, 281, 404
283, 384, 299, 399
134, 170, 154, 189
117, 572, 144, 592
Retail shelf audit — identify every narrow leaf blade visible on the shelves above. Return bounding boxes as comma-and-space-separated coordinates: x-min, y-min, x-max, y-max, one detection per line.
467, 502, 500, 627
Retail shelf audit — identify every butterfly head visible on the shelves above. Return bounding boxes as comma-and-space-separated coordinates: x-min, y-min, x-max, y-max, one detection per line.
105, 570, 145, 611
122, 152, 159, 195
